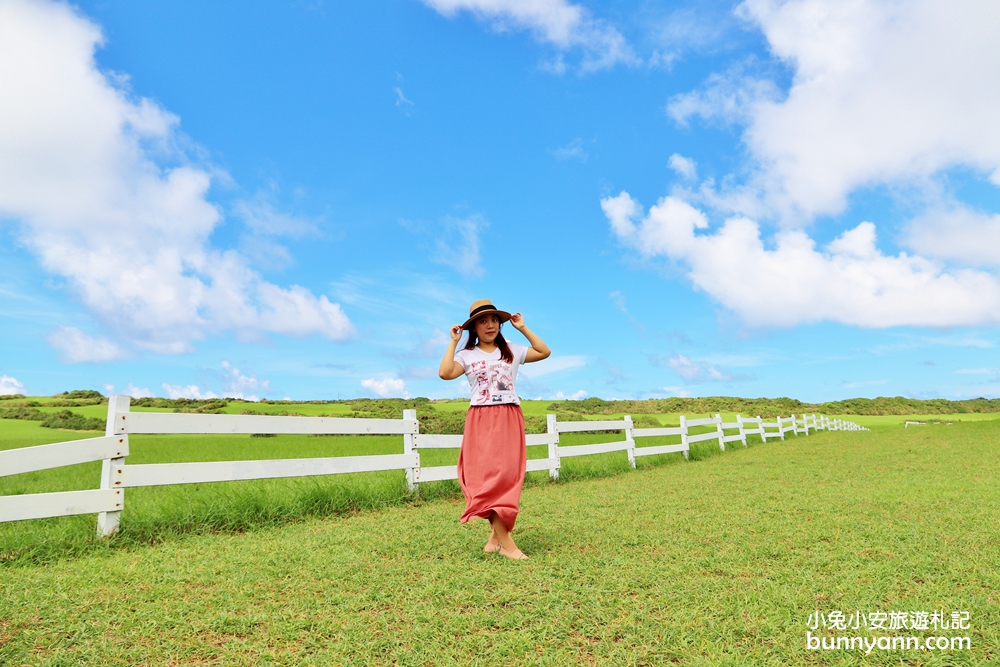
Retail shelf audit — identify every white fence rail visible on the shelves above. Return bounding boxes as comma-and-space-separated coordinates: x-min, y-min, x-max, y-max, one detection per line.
0, 396, 867, 535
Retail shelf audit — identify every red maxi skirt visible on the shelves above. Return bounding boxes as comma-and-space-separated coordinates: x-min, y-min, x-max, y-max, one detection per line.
457, 404, 527, 532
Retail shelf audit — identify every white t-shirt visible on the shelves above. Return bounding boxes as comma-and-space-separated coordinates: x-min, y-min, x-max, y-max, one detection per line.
455, 342, 529, 406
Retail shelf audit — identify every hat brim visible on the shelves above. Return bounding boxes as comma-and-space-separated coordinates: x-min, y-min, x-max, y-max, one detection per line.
462, 309, 511, 330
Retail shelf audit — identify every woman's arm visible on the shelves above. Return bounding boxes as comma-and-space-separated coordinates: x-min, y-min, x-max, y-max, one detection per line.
439, 325, 467, 380
510, 313, 550, 363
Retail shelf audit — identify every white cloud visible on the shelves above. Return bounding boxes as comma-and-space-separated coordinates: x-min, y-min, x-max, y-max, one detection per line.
667, 67, 780, 128
903, 206, 1000, 268
604, 191, 1000, 328
0, 375, 26, 395
658, 353, 748, 383
421, 0, 638, 72
47, 326, 129, 363
126, 383, 154, 398
553, 137, 587, 161
361, 376, 410, 398
647, 0, 1000, 327
220, 360, 267, 401
102, 383, 154, 398
696, 0, 1000, 222
0, 0, 354, 357
668, 154, 697, 180
233, 187, 319, 238
433, 214, 487, 277
519, 354, 587, 378
551, 390, 587, 400
162, 383, 218, 400
393, 86, 414, 107
664, 354, 703, 381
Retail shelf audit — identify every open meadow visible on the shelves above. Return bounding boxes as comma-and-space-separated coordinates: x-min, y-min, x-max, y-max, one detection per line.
1, 404, 998, 664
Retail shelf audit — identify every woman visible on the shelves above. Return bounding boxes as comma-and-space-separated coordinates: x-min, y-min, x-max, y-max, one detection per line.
439, 299, 550, 560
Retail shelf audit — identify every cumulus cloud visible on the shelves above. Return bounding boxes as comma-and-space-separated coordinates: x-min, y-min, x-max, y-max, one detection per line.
686, 0, 1000, 222
630, 0, 1000, 328
433, 214, 487, 277
220, 360, 268, 401
604, 191, 1000, 328
421, 0, 638, 72
0, 0, 354, 357
162, 383, 218, 400
104, 383, 155, 398
361, 376, 410, 398
0, 374, 26, 395
903, 206, 1000, 268
551, 390, 587, 400
47, 326, 129, 363
668, 154, 697, 180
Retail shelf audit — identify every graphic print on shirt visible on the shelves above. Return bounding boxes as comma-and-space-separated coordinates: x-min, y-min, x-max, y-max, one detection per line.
490, 366, 513, 395
470, 360, 491, 404
456, 342, 527, 406
467, 358, 517, 404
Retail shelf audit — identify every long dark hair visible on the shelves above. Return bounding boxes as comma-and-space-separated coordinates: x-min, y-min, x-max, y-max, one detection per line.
464, 323, 513, 363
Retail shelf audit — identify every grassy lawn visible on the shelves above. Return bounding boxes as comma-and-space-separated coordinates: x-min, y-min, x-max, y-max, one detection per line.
2, 416, 997, 664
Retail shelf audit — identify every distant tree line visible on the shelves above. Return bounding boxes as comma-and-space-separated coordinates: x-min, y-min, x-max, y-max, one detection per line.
3, 392, 1000, 432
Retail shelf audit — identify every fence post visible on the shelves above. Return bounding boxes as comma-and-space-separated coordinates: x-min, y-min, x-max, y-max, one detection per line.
714, 413, 725, 451
97, 395, 130, 538
679, 415, 689, 460
737, 414, 747, 447
403, 409, 418, 494
624, 415, 636, 468
758, 415, 768, 442
546, 413, 560, 480
779, 416, 787, 441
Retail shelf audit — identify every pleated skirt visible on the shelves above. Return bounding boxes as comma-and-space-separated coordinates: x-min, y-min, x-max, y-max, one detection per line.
457, 404, 527, 531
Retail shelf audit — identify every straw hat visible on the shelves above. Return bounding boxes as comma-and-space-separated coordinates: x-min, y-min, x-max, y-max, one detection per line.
461, 299, 511, 330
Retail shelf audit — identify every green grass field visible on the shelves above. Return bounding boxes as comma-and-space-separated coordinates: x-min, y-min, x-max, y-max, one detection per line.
2, 410, 998, 664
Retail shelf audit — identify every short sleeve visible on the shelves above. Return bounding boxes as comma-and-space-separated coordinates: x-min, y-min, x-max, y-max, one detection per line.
453, 349, 469, 371
514, 343, 529, 365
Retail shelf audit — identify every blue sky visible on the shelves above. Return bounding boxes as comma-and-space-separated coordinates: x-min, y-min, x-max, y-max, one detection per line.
2, 0, 1000, 402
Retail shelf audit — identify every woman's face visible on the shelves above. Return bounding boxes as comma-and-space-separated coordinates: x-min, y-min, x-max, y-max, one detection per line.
474, 314, 500, 344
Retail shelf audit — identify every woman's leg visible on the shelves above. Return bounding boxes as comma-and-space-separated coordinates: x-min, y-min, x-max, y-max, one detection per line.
489, 511, 527, 560
484, 524, 500, 552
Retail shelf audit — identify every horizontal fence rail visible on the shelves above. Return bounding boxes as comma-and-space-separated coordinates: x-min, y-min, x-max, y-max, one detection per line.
0, 396, 867, 535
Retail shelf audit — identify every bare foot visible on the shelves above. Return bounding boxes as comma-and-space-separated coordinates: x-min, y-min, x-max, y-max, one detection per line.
498, 543, 528, 560
483, 527, 501, 553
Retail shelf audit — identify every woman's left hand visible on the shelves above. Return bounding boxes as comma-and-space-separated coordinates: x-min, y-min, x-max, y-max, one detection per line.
510, 312, 525, 330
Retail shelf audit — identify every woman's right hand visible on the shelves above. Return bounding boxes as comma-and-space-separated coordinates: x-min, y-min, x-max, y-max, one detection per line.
440, 325, 467, 380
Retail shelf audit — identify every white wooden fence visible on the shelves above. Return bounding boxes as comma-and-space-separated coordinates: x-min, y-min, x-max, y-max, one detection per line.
0, 397, 867, 536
